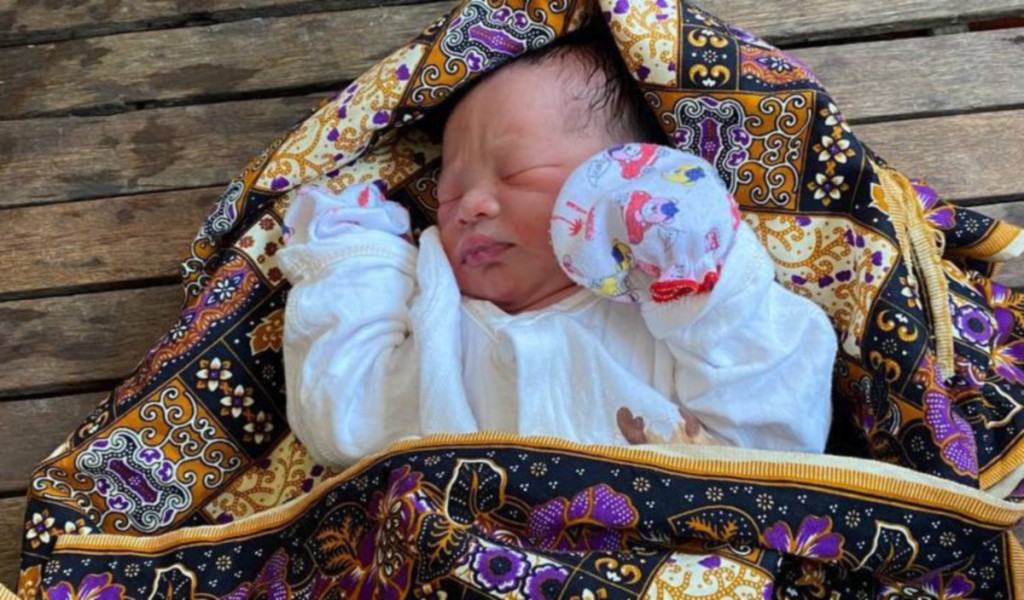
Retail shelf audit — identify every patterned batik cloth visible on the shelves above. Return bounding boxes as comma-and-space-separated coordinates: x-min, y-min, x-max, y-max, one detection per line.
552, 144, 741, 303
15, 0, 1024, 597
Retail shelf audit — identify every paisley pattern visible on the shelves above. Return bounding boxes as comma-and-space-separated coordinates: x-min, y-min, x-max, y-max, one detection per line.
15, 0, 1024, 597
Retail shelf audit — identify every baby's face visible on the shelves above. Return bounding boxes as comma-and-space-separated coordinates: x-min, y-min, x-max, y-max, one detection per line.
437, 60, 612, 313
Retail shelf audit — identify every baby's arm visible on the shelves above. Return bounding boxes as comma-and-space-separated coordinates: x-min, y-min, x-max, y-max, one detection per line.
552, 145, 834, 452
277, 184, 421, 466
641, 225, 836, 453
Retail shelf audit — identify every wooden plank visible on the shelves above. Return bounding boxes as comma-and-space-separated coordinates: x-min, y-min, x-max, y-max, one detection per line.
0, 285, 181, 399
973, 202, 1024, 287
0, 2, 453, 119
0, 95, 319, 208
0, 496, 25, 590
3, 5, 1023, 121
0, 395, 102, 494
4, 95, 1023, 209
854, 109, 1024, 206
4, 0, 1023, 49
790, 28, 1024, 123
698, 0, 1024, 44
0, 188, 219, 298
0, 0, 438, 47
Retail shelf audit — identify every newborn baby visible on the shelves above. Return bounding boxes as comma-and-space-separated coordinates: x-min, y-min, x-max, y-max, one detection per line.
278, 33, 837, 466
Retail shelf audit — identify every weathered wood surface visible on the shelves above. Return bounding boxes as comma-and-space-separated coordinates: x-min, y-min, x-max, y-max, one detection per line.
4, 99, 1022, 210
4, 0, 1023, 48
4, 10, 1024, 121
0, 95, 319, 208
1, 188, 218, 298
0, 394, 102, 494
0, 2, 452, 119
0, 497, 26, 590
0, 286, 182, 399
0, 0, 439, 47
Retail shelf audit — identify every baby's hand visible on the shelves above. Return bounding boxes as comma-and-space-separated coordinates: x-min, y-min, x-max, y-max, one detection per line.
283, 183, 411, 247
551, 144, 740, 304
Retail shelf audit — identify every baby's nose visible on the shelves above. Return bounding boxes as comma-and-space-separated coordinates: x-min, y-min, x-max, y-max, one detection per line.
457, 189, 500, 224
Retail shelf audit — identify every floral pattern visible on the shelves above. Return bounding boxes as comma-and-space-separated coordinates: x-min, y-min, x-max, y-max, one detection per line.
17, 0, 1024, 598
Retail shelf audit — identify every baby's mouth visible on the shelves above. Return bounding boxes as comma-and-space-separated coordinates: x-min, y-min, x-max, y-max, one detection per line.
459, 235, 513, 267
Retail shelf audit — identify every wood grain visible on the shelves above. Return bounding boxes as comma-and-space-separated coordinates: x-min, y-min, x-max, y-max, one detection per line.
0, 2, 454, 118
0, 188, 220, 298
854, 109, 1024, 206
698, 0, 1024, 44
790, 28, 1024, 123
0, 285, 182, 399
0, 94, 320, 207
4, 96, 1022, 209
3, 6, 1023, 120
0, 496, 25, 590
0, 0, 439, 47
3, 0, 1023, 48
0, 394, 103, 494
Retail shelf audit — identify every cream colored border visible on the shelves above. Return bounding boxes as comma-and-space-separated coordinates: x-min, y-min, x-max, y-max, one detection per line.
55, 433, 1024, 554
0, 584, 16, 600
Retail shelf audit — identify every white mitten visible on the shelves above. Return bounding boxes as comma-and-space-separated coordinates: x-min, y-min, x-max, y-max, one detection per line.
283, 183, 411, 246
551, 144, 740, 304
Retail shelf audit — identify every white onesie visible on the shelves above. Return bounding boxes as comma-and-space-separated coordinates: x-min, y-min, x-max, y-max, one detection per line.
278, 179, 837, 467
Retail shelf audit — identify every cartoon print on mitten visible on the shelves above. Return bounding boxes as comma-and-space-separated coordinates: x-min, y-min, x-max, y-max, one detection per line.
551, 144, 739, 305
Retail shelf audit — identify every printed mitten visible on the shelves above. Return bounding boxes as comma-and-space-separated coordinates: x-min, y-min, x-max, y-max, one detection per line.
551, 144, 740, 304
283, 183, 411, 246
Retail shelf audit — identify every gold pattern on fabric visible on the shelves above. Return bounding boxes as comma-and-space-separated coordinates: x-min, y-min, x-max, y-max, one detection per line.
34, 380, 244, 534
602, 0, 679, 87
744, 213, 898, 358
236, 212, 287, 288
642, 552, 772, 600
203, 434, 338, 522
878, 168, 955, 379
256, 43, 427, 192
652, 90, 814, 210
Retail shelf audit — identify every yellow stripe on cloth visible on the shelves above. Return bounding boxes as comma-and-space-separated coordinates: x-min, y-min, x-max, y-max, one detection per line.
878, 168, 955, 380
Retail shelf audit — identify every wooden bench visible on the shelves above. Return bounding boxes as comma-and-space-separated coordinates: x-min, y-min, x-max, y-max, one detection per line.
1, 0, 1023, 588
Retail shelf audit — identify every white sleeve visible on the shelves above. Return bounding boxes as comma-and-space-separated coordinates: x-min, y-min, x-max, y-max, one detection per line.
277, 198, 422, 467
641, 226, 836, 453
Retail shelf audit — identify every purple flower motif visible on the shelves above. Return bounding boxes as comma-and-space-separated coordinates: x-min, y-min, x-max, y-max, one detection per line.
396, 64, 410, 81
372, 111, 390, 126
818, 275, 834, 288
337, 105, 348, 119
871, 251, 883, 265
795, 216, 811, 227
836, 270, 852, 282
327, 128, 340, 142
524, 565, 569, 600
636, 64, 650, 81
915, 570, 975, 600
912, 181, 956, 231
923, 387, 978, 477
762, 515, 844, 560
698, 555, 721, 569
466, 49, 484, 72
325, 168, 340, 179
656, 0, 669, 6
490, 7, 511, 23
270, 176, 290, 191
865, 272, 875, 284
470, 546, 530, 593
528, 484, 639, 552
216, 512, 234, 524
139, 448, 160, 463
791, 275, 807, 285
668, 61, 677, 72
46, 573, 125, 600
513, 12, 529, 29
954, 305, 995, 345
613, 0, 629, 14
109, 496, 128, 511
219, 549, 291, 600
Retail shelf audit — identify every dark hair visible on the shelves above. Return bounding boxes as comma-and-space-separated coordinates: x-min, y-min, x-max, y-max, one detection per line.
422, 19, 668, 146
513, 20, 669, 145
